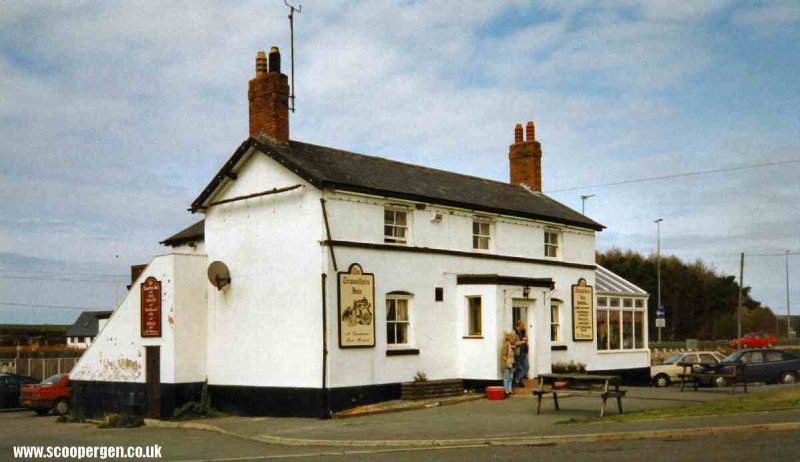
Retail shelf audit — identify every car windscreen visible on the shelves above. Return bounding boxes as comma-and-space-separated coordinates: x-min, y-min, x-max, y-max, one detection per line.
662, 353, 683, 365
41, 374, 65, 385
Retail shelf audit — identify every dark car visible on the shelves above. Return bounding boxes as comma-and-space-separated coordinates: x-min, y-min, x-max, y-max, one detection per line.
698, 349, 800, 387
0, 373, 39, 408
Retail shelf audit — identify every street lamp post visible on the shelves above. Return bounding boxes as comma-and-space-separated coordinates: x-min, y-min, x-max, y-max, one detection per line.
655, 218, 664, 343
580, 194, 595, 215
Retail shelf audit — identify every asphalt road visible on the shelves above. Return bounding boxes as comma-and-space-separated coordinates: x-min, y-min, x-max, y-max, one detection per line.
2, 410, 799, 461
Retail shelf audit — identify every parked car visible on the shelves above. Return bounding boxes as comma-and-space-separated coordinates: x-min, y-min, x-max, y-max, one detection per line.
698, 349, 800, 387
729, 332, 777, 349
0, 373, 39, 408
20, 374, 70, 416
651, 351, 726, 387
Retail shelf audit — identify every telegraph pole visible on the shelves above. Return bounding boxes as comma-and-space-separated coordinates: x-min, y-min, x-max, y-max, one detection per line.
737, 252, 744, 349
787, 250, 792, 338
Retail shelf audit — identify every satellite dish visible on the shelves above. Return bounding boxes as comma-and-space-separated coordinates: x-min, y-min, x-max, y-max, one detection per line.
207, 261, 231, 290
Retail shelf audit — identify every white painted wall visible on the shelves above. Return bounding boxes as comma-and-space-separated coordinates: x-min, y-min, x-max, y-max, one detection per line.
70, 253, 208, 384
171, 241, 205, 255
203, 148, 325, 389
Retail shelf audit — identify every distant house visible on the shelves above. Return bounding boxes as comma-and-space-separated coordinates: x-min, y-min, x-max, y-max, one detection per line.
66, 311, 113, 349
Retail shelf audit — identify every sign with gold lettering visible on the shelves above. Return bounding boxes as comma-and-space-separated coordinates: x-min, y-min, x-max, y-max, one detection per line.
141, 277, 162, 338
572, 278, 594, 341
338, 263, 375, 348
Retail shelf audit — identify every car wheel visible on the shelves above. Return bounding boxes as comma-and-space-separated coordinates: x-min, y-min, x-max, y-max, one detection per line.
34, 408, 49, 416
654, 373, 671, 388
714, 376, 730, 388
742, 343, 749, 349
767, 343, 773, 348
54, 399, 69, 416
780, 372, 797, 385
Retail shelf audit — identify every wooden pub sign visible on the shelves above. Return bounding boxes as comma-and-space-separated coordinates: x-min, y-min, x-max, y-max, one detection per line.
140, 277, 162, 338
571, 278, 594, 341
338, 263, 375, 348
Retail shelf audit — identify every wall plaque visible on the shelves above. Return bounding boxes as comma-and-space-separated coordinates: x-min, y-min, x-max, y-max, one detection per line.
141, 277, 162, 338
338, 263, 375, 348
572, 278, 594, 341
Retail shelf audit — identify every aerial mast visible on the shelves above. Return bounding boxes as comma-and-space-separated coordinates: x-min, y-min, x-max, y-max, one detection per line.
285, 0, 301, 112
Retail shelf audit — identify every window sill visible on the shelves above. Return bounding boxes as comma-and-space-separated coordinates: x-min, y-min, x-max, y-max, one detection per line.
597, 348, 649, 354
462, 335, 484, 339
551, 345, 568, 351
386, 348, 420, 356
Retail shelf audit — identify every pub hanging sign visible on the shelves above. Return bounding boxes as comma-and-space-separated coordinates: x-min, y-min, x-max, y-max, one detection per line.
338, 263, 376, 348
571, 278, 594, 341
140, 277, 162, 338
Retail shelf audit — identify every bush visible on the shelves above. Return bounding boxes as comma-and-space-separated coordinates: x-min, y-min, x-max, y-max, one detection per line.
173, 382, 221, 420
552, 361, 586, 374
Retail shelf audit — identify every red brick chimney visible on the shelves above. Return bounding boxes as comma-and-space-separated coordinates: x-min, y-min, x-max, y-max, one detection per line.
248, 47, 289, 143
509, 120, 543, 191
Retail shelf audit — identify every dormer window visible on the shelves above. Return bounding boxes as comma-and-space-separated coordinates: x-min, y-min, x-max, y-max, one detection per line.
472, 219, 491, 250
384, 208, 408, 244
544, 230, 560, 258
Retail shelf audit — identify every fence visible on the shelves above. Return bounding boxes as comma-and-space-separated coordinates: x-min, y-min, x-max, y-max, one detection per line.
0, 357, 79, 381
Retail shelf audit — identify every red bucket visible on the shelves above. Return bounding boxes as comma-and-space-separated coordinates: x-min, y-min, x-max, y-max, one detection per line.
486, 386, 506, 400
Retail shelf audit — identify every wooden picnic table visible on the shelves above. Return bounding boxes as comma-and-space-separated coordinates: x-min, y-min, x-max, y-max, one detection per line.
534, 373, 626, 417
677, 362, 748, 394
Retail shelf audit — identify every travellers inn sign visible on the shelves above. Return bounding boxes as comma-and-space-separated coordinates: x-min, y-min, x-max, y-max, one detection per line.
140, 277, 162, 338
571, 278, 594, 341
338, 264, 376, 348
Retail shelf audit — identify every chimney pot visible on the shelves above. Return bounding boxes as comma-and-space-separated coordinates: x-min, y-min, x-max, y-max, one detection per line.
526, 121, 535, 141
268, 47, 281, 73
514, 124, 523, 143
255, 50, 267, 76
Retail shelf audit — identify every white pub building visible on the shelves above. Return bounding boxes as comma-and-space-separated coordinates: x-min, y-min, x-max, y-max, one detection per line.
70, 48, 650, 418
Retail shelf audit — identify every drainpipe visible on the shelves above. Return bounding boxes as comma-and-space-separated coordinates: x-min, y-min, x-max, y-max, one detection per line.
321, 273, 329, 418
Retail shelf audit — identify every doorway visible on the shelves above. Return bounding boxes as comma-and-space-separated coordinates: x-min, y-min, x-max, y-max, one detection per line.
512, 305, 528, 330
512, 302, 533, 380
145, 346, 160, 419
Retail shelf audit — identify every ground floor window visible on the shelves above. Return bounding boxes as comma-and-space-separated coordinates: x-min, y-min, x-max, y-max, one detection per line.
597, 296, 647, 351
550, 303, 561, 343
386, 296, 410, 345
467, 296, 482, 336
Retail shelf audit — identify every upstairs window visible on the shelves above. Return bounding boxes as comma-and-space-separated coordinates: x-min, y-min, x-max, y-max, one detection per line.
544, 230, 559, 258
384, 208, 408, 244
472, 220, 491, 250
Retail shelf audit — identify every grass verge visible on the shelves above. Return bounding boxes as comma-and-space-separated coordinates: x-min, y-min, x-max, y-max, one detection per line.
560, 385, 800, 424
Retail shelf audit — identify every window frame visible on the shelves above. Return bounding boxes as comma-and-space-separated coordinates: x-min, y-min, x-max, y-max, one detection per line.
472, 218, 492, 251
544, 229, 560, 258
386, 294, 412, 348
550, 301, 562, 344
466, 296, 483, 337
384, 207, 410, 245
597, 296, 648, 352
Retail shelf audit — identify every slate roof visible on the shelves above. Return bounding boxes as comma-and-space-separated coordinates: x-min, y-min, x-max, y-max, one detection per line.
66, 311, 113, 338
160, 219, 205, 247
189, 137, 604, 231
595, 265, 648, 296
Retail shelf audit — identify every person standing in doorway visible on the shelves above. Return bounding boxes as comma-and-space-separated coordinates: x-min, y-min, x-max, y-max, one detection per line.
513, 320, 529, 387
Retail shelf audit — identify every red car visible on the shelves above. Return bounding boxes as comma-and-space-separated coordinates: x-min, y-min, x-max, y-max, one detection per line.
20, 374, 70, 416
729, 332, 777, 349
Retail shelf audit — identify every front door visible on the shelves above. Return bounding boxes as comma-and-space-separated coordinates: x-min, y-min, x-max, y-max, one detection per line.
512, 303, 532, 380
145, 346, 160, 418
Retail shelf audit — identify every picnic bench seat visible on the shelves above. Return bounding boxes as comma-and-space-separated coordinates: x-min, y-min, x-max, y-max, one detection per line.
534, 374, 626, 417
677, 362, 748, 393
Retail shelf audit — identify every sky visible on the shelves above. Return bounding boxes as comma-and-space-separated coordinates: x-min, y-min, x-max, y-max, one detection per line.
0, 0, 798, 326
